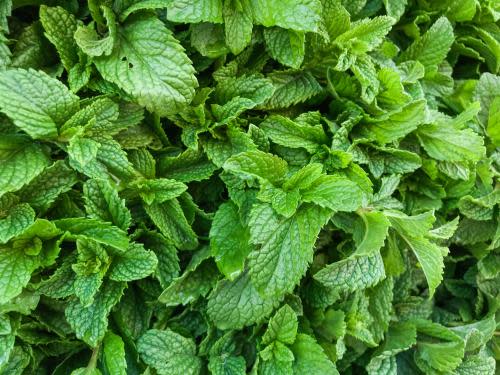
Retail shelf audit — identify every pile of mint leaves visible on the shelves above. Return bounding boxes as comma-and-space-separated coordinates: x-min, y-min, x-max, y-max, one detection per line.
0, 0, 499, 373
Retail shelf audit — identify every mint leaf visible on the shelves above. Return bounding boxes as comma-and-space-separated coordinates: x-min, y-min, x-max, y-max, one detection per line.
210, 201, 252, 279
39, 6, 79, 70
103, 331, 127, 375
0, 69, 79, 139
65, 280, 125, 347
0, 246, 39, 304
248, 203, 331, 296
94, 13, 198, 115
137, 329, 202, 375
83, 179, 132, 230
207, 273, 278, 330
0, 203, 35, 244
0, 139, 50, 198
108, 243, 158, 281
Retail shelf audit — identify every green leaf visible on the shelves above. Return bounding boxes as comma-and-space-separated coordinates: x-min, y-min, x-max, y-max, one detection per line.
158, 259, 219, 306
301, 175, 364, 212
140, 232, 180, 288
487, 96, 500, 146
54, 218, 129, 251
259, 70, 323, 109
249, 0, 322, 32
0, 68, 79, 139
39, 6, 79, 70
204, 126, 257, 167
264, 27, 305, 69
262, 305, 298, 345
417, 123, 486, 162
386, 211, 447, 297
74, 6, 117, 57
0, 247, 40, 304
94, 13, 197, 116
116, 0, 170, 22
213, 75, 274, 122
291, 334, 338, 374
336, 16, 395, 53
137, 329, 202, 375
399, 17, 454, 70
366, 322, 417, 375
0, 203, 35, 244
259, 114, 328, 153
130, 178, 187, 205
167, 0, 223, 23
210, 201, 252, 280
314, 252, 386, 293
144, 199, 198, 250
65, 280, 125, 347
248, 203, 332, 296
207, 272, 278, 330
223, 150, 288, 184
19, 160, 78, 212
0, 139, 50, 198
357, 100, 426, 144
159, 148, 217, 182
413, 319, 465, 373
103, 331, 127, 375
108, 243, 158, 281
84, 179, 132, 230
223, 0, 253, 54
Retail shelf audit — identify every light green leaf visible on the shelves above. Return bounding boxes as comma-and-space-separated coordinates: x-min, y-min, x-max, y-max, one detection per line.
144, 199, 198, 250
19, 160, 78, 212
314, 252, 386, 293
0, 139, 50, 198
0, 247, 40, 304
336, 16, 395, 53
65, 280, 125, 347
259, 115, 328, 153
413, 319, 465, 373
301, 174, 364, 212
130, 178, 187, 205
159, 148, 217, 182
39, 6, 79, 70
84, 179, 132, 230
223, 0, 253, 54
264, 27, 305, 69
207, 272, 278, 330
0, 68, 79, 139
487, 96, 500, 146
291, 334, 338, 374
248, 203, 332, 296
417, 123, 486, 162
223, 150, 289, 184
213, 75, 274, 122
260, 71, 323, 109
54, 218, 129, 251
0, 203, 35, 244
358, 100, 426, 144
74, 6, 117, 57
210, 201, 252, 280
137, 329, 202, 375
262, 305, 298, 345
249, 0, 322, 32
386, 211, 447, 297
94, 13, 197, 116
167, 0, 223, 23
117, 0, 169, 21
108, 243, 158, 281
103, 331, 127, 375
158, 259, 219, 306
399, 17, 454, 70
